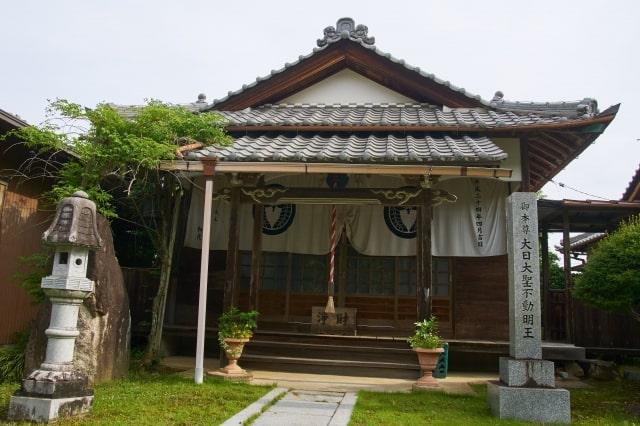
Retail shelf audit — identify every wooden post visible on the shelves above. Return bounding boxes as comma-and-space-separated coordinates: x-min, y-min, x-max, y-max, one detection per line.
417, 185, 433, 321
562, 209, 573, 342
225, 185, 241, 310
338, 229, 348, 307
540, 230, 550, 340
250, 203, 263, 311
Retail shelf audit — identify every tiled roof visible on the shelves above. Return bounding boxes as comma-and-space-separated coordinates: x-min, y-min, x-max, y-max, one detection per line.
109, 102, 595, 128
110, 102, 599, 133
538, 198, 640, 233
558, 232, 605, 250
0, 107, 29, 129
622, 165, 640, 201
219, 103, 580, 128
490, 92, 598, 119
184, 134, 506, 163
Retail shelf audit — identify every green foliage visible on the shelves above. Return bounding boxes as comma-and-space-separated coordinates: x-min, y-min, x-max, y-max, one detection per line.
547, 250, 566, 290
0, 98, 231, 219
111, 222, 157, 267
12, 250, 52, 304
1, 98, 232, 364
407, 316, 441, 349
0, 330, 29, 383
217, 306, 259, 342
574, 215, 640, 319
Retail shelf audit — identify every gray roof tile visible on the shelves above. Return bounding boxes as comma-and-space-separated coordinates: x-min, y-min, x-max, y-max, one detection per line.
184, 134, 507, 163
109, 99, 596, 128
219, 104, 574, 128
490, 91, 598, 118
107, 101, 594, 164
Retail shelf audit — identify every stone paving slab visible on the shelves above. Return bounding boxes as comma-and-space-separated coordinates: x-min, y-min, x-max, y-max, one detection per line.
220, 387, 288, 426
164, 356, 499, 425
251, 390, 357, 426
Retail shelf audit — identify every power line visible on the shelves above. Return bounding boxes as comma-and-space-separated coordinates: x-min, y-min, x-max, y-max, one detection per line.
549, 179, 610, 200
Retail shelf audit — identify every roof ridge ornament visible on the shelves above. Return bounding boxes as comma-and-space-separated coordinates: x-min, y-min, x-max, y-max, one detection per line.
317, 17, 375, 47
491, 90, 598, 118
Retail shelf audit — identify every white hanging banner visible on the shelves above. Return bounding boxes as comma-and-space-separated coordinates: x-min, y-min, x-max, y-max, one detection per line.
431, 177, 508, 257
183, 175, 508, 257
184, 175, 338, 254
346, 204, 416, 256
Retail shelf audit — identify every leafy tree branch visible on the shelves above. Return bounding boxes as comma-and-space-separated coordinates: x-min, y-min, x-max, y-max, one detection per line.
573, 215, 640, 321
2, 98, 231, 364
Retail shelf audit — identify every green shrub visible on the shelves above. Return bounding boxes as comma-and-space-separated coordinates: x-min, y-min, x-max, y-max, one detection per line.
407, 316, 442, 349
574, 214, 640, 320
0, 330, 29, 383
13, 251, 51, 305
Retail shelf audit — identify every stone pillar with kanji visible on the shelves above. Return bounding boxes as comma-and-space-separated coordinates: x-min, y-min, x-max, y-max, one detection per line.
9, 190, 103, 423
487, 192, 570, 424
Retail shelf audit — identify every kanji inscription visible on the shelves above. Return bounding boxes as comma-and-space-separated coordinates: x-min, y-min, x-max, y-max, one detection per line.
506, 193, 542, 359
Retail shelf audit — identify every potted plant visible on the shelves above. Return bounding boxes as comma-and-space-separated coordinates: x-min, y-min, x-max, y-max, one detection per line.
217, 306, 259, 375
407, 315, 444, 388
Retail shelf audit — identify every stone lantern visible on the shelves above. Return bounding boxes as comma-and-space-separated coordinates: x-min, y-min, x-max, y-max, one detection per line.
9, 190, 103, 423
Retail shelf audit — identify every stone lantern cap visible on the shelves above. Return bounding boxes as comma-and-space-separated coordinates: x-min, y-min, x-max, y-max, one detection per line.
42, 190, 103, 249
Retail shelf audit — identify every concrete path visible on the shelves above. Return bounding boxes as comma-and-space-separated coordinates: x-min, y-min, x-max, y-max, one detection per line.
164, 356, 498, 425
221, 388, 357, 426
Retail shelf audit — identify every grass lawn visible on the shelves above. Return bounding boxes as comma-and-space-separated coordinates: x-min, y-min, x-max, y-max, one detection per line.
350, 379, 640, 425
0, 372, 275, 425
1, 370, 639, 425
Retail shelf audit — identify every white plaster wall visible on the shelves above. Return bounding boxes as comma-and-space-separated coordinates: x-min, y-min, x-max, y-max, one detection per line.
493, 138, 522, 183
281, 69, 414, 104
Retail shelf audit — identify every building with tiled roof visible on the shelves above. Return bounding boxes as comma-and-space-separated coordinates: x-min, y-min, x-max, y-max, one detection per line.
115, 18, 623, 373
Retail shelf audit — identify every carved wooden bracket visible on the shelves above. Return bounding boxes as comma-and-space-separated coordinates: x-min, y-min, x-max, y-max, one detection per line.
212, 186, 457, 207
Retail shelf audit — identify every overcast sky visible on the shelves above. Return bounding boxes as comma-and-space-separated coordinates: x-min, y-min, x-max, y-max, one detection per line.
2, 0, 639, 203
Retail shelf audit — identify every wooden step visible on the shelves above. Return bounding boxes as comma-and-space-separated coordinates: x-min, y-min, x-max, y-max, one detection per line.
236, 331, 421, 379
239, 354, 420, 379
246, 339, 413, 360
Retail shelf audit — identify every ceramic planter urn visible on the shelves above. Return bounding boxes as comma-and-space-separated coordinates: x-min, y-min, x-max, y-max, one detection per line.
219, 338, 250, 374
413, 347, 445, 388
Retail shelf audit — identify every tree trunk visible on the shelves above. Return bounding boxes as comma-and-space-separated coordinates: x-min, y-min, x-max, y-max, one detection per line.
142, 185, 182, 366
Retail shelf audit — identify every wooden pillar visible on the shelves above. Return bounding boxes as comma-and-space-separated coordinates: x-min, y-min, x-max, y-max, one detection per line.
338, 229, 348, 307
250, 203, 263, 311
224, 184, 241, 310
562, 209, 573, 342
540, 230, 551, 340
417, 186, 433, 321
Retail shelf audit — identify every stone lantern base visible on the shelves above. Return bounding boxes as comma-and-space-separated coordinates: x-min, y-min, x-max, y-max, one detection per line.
8, 370, 93, 423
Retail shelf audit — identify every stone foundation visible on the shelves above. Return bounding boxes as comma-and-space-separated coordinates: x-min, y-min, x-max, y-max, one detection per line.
9, 395, 93, 423
8, 371, 94, 423
487, 381, 570, 424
